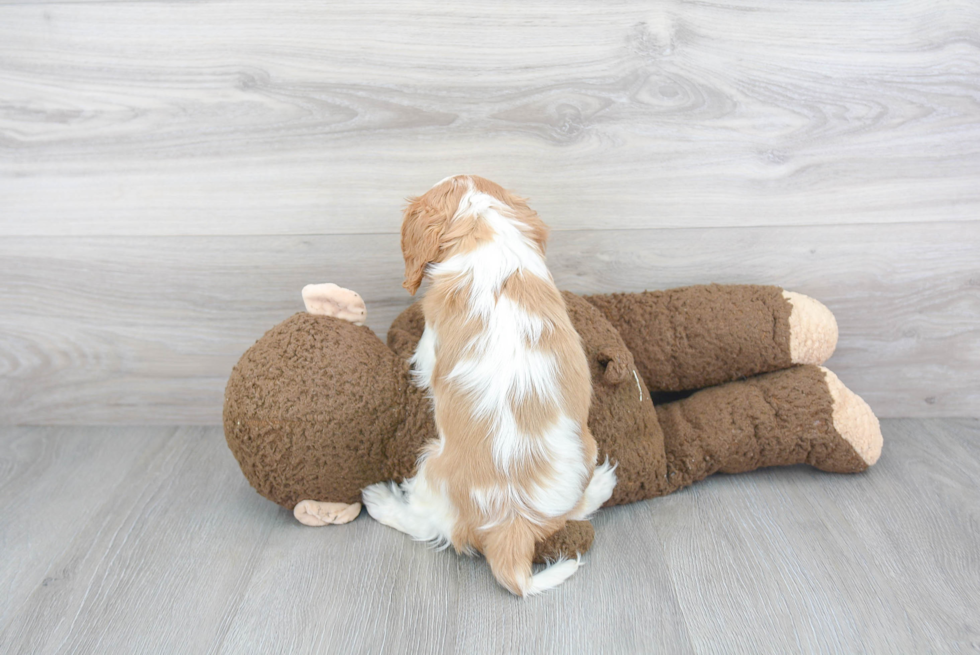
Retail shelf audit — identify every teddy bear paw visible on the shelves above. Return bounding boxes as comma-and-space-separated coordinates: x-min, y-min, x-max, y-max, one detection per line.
293, 500, 362, 526
821, 367, 883, 467
784, 291, 838, 365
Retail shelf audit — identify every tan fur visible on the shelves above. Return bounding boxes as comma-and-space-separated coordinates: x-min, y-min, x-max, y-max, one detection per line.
401, 178, 471, 295
402, 175, 597, 595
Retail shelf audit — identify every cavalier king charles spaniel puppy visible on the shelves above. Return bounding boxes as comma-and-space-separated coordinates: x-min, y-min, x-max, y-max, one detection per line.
362, 175, 616, 597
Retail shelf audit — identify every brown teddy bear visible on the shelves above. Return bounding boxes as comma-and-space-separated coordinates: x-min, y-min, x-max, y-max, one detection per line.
224, 282, 881, 561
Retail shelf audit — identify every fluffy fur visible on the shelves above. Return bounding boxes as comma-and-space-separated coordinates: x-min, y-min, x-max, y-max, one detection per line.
362, 175, 616, 597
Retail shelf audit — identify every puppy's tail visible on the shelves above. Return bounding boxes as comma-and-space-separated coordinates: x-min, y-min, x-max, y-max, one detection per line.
482, 518, 582, 597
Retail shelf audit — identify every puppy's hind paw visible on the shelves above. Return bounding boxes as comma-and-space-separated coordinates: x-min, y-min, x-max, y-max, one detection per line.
568, 459, 617, 521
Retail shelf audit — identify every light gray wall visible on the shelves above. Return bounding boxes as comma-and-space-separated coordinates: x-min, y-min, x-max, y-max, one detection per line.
1, 1, 978, 423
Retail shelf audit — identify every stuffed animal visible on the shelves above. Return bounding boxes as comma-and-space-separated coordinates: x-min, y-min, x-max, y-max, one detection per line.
224, 282, 882, 561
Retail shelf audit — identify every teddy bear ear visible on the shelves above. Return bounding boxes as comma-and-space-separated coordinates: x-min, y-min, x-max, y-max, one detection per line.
597, 345, 635, 385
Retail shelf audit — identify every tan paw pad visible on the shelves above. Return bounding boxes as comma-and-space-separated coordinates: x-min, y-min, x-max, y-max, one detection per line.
784, 291, 838, 365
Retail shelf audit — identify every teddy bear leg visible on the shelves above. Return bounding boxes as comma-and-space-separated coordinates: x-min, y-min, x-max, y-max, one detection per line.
532, 520, 595, 564
655, 365, 882, 494
293, 500, 363, 526
301, 283, 367, 325
585, 285, 837, 392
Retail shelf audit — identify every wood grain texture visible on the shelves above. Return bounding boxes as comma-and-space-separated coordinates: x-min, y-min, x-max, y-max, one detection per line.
0, 420, 977, 653
1, 0, 978, 423
0, 427, 177, 629
1, 1, 979, 236
0, 427, 281, 654
1, 221, 977, 424
652, 417, 980, 653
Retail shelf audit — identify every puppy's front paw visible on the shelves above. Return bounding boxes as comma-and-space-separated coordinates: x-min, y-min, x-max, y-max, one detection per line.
302, 283, 367, 325
361, 482, 405, 529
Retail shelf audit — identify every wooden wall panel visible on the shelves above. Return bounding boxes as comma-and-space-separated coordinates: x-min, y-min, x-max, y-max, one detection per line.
1, 1, 979, 236
1, 0, 978, 422
1, 222, 976, 424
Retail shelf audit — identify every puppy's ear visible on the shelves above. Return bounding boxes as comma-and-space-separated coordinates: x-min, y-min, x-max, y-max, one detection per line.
401, 179, 467, 295
401, 195, 443, 295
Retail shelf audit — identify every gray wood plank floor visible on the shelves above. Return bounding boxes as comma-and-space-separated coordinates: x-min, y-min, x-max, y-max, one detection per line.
1, 419, 977, 654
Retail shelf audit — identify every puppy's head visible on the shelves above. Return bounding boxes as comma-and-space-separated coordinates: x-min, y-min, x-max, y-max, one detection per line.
401, 175, 550, 295
401, 176, 469, 295
469, 175, 549, 255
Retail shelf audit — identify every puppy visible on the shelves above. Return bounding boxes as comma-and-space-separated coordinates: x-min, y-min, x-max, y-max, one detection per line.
362, 175, 616, 597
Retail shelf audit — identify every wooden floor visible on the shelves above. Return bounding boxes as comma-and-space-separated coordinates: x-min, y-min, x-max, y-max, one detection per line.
0, 419, 976, 654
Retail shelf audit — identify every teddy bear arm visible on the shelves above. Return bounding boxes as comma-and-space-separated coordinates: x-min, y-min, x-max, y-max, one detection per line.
387, 302, 426, 360
654, 364, 882, 494
585, 284, 837, 392
532, 520, 595, 563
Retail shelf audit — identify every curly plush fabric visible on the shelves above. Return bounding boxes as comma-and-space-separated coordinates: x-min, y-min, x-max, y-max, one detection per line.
224, 314, 407, 507
585, 284, 794, 392
224, 284, 879, 561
